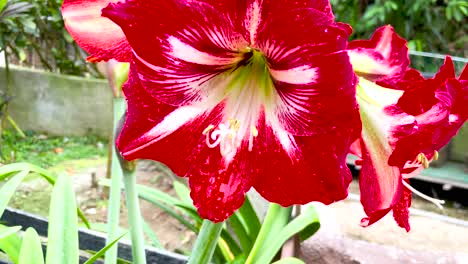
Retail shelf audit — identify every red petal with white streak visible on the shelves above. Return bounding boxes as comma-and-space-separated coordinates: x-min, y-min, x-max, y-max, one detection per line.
103, 0, 246, 106
272, 52, 358, 136
253, 110, 361, 206
388, 57, 468, 168
256, 6, 350, 60
347, 25, 409, 87
62, 0, 131, 62
356, 83, 410, 227
117, 67, 252, 221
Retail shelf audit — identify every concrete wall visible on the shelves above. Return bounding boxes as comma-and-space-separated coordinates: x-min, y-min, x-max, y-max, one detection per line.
0, 65, 465, 161
0, 66, 113, 137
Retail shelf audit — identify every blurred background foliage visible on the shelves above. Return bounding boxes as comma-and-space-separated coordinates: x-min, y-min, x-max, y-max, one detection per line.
0, 0, 466, 78
331, 0, 468, 57
0, 0, 101, 77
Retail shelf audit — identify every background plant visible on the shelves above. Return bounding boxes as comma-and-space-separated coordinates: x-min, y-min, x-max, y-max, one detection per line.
330, 0, 468, 56
0, 0, 100, 77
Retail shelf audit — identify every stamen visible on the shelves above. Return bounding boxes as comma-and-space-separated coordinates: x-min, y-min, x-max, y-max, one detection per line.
203, 119, 241, 157
433, 150, 439, 161
250, 126, 258, 137
402, 180, 445, 210
203, 125, 215, 135
248, 126, 258, 151
415, 153, 430, 169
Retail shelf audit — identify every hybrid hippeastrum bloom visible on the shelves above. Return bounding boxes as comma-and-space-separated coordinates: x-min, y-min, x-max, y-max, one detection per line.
348, 26, 468, 231
62, 0, 361, 221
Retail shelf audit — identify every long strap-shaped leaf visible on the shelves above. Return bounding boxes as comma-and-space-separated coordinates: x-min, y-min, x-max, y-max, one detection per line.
0, 224, 22, 263
45, 173, 79, 264
248, 206, 320, 264
84, 232, 127, 264
0, 170, 29, 217
18, 228, 44, 264
0, 163, 90, 228
0, 226, 21, 240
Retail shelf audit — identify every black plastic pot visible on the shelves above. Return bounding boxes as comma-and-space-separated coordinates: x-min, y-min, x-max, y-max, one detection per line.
0, 207, 188, 264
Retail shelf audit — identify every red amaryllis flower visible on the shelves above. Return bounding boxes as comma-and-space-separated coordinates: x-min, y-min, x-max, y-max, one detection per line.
62, 0, 361, 221
348, 25, 468, 231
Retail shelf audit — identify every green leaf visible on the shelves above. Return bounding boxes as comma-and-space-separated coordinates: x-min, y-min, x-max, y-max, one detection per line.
172, 180, 192, 206
0, 163, 90, 228
0, 226, 21, 240
0, 224, 22, 263
18, 228, 44, 264
0, 170, 29, 217
228, 213, 252, 252
272, 257, 306, 264
252, 206, 320, 264
101, 178, 202, 232
0, 163, 53, 183
142, 219, 163, 249
245, 204, 291, 264
45, 173, 79, 264
83, 232, 127, 264
0, 0, 7, 12
138, 189, 198, 233
234, 197, 260, 243
187, 221, 223, 264
229, 254, 247, 264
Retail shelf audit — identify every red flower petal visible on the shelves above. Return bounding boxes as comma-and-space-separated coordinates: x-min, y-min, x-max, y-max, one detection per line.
388, 57, 468, 168
392, 180, 412, 232
188, 144, 254, 222
254, 4, 349, 57
253, 112, 360, 206
61, 0, 131, 62
110, 0, 361, 222
118, 68, 252, 222
348, 25, 409, 86
272, 52, 358, 136
355, 81, 410, 227
356, 57, 468, 230
102, 0, 247, 106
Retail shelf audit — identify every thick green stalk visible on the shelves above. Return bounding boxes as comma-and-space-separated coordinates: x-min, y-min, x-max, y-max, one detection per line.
104, 98, 126, 264
187, 220, 223, 264
245, 203, 292, 264
122, 160, 147, 264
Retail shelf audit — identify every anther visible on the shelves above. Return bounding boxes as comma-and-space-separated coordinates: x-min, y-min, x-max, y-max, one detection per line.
248, 126, 258, 152
250, 126, 258, 137
433, 150, 439, 161
415, 153, 430, 169
203, 125, 215, 135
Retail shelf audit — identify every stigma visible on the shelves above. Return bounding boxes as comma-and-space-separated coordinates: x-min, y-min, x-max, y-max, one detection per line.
203, 119, 258, 157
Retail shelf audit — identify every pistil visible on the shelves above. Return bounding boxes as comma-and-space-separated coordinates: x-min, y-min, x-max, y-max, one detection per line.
401, 180, 445, 210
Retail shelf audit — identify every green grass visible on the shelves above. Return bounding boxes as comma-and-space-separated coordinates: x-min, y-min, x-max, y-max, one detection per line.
1, 130, 108, 168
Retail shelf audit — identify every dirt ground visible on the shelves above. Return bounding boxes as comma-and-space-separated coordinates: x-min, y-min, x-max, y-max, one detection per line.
10, 159, 468, 263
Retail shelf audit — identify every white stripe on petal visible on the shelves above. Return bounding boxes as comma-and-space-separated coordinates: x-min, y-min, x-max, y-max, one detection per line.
246, 1, 262, 45
375, 26, 393, 59
270, 66, 318, 85
266, 109, 299, 160
123, 105, 206, 156
167, 36, 239, 66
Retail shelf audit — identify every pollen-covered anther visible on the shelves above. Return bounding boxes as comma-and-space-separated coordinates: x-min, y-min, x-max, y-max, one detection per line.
433, 150, 439, 161
203, 119, 241, 157
415, 153, 430, 169
248, 126, 258, 151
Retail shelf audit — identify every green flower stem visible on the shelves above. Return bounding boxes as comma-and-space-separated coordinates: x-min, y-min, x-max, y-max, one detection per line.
122, 161, 147, 264
187, 220, 223, 264
104, 98, 126, 264
245, 203, 292, 264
